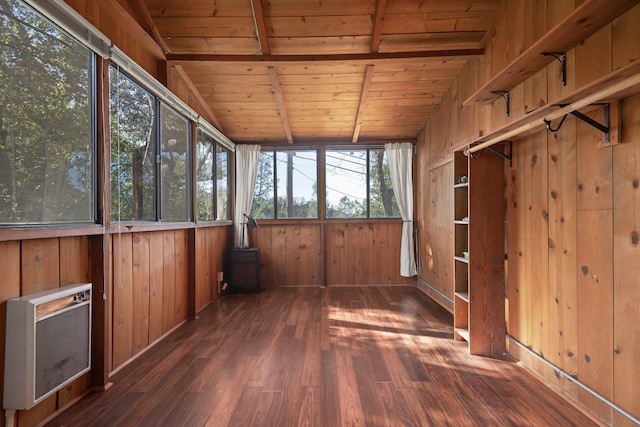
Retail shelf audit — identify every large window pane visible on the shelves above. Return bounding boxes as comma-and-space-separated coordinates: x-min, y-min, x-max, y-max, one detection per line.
252, 151, 274, 219
160, 104, 190, 221
216, 144, 230, 220
276, 151, 317, 219
325, 150, 367, 218
110, 67, 156, 221
0, 0, 95, 224
369, 148, 400, 218
196, 129, 215, 220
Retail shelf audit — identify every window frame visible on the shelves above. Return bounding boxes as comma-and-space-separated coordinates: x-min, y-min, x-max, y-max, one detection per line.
196, 126, 232, 222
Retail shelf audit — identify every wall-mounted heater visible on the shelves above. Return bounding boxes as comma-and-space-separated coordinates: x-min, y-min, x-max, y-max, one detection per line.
4, 283, 92, 410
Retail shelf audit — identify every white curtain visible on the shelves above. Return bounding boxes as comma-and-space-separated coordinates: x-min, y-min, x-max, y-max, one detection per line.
385, 142, 417, 277
234, 144, 261, 248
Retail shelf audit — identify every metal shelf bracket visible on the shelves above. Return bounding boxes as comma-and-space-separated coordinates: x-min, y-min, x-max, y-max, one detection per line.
542, 52, 567, 86
543, 103, 610, 142
468, 141, 512, 167
491, 91, 510, 117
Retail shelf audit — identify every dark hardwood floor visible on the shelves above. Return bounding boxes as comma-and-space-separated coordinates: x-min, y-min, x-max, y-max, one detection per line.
47, 286, 597, 427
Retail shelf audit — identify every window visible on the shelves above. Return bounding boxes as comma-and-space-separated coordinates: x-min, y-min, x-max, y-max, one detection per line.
252, 150, 318, 219
0, 0, 95, 224
110, 66, 192, 222
110, 67, 156, 221
196, 128, 230, 221
326, 149, 399, 219
160, 103, 190, 221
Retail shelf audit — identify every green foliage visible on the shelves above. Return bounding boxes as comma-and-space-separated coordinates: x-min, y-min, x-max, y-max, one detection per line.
0, 0, 94, 223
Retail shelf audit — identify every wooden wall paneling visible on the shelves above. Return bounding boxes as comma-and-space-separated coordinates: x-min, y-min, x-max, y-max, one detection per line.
612, 3, 640, 70
148, 232, 164, 343
356, 224, 373, 285
112, 232, 133, 370
299, 224, 320, 286
344, 224, 360, 285
18, 397, 56, 427
507, 137, 527, 343
576, 25, 612, 88
271, 225, 288, 286
285, 225, 301, 286
576, 120, 614, 423
255, 225, 272, 287
372, 223, 388, 284
59, 236, 90, 284
449, 79, 460, 146
547, 121, 578, 376
326, 224, 345, 286
612, 93, 640, 423
174, 229, 188, 323
162, 230, 176, 333
21, 239, 60, 295
523, 132, 549, 359
132, 232, 151, 356
0, 240, 20, 423
194, 229, 207, 311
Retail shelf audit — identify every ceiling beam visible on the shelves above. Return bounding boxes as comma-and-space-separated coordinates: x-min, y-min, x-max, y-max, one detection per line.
371, 0, 388, 53
352, 65, 375, 143
166, 49, 484, 66
127, 0, 171, 54
250, 0, 271, 55
267, 67, 294, 144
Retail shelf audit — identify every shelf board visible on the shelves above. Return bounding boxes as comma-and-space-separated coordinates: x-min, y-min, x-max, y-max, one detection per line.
454, 256, 469, 264
464, 0, 640, 106
455, 292, 469, 303
466, 58, 640, 153
454, 328, 470, 342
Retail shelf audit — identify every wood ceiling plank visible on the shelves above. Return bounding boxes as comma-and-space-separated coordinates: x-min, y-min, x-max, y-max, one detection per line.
268, 15, 374, 37
263, 0, 375, 16
278, 74, 366, 85
163, 38, 260, 55
270, 36, 372, 55
379, 32, 486, 52
128, 0, 170, 53
144, 0, 252, 17
280, 83, 364, 94
385, 0, 500, 14
172, 64, 224, 131
383, 12, 495, 33
153, 17, 256, 37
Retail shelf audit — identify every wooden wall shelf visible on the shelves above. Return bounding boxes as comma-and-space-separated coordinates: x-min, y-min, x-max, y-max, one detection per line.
464, 0, 640, 106
467, 58, 640, 154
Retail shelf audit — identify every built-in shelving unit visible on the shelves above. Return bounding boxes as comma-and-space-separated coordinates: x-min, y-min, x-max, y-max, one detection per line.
452, 149, 506, 356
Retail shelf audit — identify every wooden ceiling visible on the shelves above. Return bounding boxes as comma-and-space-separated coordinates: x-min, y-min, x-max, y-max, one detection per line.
136, 0, 500, 144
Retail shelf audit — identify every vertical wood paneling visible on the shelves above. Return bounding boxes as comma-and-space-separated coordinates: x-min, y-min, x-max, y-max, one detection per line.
286, 225, 301, 286
612, 3, 640, 69
59, 236, 90, 284
174, 230, 188, 323
148, 232, 165, 343
132, 233, 150, 355
547, 122, 578, 375
612, 93, 640, 421
21, 239, 60, 295
299, 224, 321, 286
112, 233, 133, 370
524, 0, 548, 113
162, 231, 176, 333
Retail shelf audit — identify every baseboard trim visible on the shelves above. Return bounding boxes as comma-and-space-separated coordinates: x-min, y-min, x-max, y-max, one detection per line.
415, 278, 453, 313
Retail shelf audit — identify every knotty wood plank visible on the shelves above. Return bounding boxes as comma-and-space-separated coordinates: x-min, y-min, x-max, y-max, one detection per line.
21, 238, 60, 295
162, 231, 176, 333
174, 230, 188, 323
132, 233, 150, 355
612, 93, 640, 422
465, 0, 639, 105
112, 232, 133, 370
148, 232, 164, 343
547, 119, 578, 375
59, 236, 90, 284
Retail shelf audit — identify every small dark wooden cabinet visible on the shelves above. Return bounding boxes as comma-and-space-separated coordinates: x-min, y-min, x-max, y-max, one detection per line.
228, 248, 260, 293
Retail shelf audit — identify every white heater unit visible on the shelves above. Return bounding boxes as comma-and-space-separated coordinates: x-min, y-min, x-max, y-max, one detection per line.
4, 283, 92, 410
